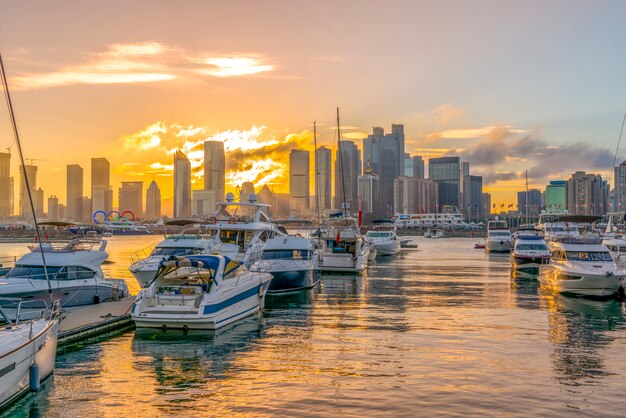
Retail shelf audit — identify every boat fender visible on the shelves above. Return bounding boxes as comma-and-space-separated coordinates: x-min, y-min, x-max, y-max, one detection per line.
29, 363, 40, 392
209, 216, 217, 224
228, 217, 237, 224
618, 286, 625, 301
93, 295, 100, 304
161, 324, 167, 331
182, 325, 189, 333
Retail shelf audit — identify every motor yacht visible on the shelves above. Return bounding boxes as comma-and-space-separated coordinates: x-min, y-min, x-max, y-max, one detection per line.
485, 220, 513, 253
129, 232, 217, 287
511, 229, 551, 273
537, 212, 580, 241
0, 299, 60, 409
318, 217, 370, 274
424, 228, 445, 238
539, 236, 624, 298
365, 221, 401, 256
0, 238, 128, 308
131, 255, 272, 330
250, 235, 320, 293
602, 236, 626, 269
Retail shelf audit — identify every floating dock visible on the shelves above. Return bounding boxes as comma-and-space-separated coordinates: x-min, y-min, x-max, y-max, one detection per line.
58, 297, 135, 348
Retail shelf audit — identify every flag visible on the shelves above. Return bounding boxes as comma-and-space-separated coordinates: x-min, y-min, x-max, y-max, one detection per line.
336, 230, 341, 244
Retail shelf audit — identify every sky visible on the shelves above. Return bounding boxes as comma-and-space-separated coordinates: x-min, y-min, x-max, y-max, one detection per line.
0, 0, 625, 215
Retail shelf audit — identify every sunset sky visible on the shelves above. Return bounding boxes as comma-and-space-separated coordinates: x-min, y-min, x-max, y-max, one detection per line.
0, 0, 625, 215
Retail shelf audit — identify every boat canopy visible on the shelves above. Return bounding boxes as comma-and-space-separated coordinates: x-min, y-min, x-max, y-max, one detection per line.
518, 235, 543, 241
158, 255, 241, 286
553, 215, 603, 224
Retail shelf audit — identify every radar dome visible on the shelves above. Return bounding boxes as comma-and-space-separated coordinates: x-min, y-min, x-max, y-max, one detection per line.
225, 192, 235, 202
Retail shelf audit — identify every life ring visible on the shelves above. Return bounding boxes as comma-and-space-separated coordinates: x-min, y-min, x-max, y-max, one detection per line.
209, 216, 217, 224
228, 217, 237, 224
44, 233, 49, 240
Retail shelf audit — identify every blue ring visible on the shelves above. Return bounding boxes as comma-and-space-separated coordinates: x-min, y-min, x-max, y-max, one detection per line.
93, 210, 108, 224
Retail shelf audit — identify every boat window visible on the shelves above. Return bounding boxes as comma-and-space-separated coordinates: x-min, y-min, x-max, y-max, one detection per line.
221, 230, 240, 245
7, 265, 62, 279
552, 250, 565, 260
367, 232, 392, 238
243, 231, 254, 248
565, 251, 612, 262
620, 247, 626, 253
489, 231, 511, 237
57, 266, 97, 280
517, 244, 548, 251
261, 250, 309, 260
151, 247, 195, 256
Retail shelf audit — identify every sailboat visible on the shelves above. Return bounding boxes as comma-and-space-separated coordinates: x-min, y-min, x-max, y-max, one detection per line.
0, 52, 60, 409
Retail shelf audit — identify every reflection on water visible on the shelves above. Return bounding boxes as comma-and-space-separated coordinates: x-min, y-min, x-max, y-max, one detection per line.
2, 236, 626, 416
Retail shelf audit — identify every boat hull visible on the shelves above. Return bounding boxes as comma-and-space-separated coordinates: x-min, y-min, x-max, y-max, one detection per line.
0, 281, 127, 308
486, 239, 512, 253
267, 269, 320, 293
511, 254, 550, 273
373, 240, 401, 256
539, 267, 624, 298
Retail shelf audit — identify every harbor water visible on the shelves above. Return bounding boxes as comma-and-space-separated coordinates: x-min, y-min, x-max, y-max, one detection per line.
2, 236, 626, 416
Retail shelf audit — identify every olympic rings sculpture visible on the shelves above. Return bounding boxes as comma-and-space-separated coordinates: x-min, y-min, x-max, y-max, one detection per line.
92, 210, 135, 224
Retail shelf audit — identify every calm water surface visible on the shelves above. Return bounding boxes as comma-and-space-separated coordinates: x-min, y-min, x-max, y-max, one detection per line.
2, 236, 626, 417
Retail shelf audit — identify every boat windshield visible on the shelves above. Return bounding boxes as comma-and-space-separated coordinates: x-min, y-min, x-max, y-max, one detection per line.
516, 244, 548, 251
151, 247, 198, 256
366, 232, 392, 238
545, 226, 578, 232
565, 251, 612, 262
489, 231, 511, 237
7, 265, 63, 279
261, 250, 309, 260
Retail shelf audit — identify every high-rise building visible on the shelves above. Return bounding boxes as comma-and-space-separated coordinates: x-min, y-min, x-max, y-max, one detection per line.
362, 125, 405, 213
35, 188, 45, 218
315, 146, 332, 210
517, 189, 542, 216
482, 193, 492, 219
48, 195, 59, 220
567, 171, 607, 216
192, 189, 216, 216
91, 157, 112, 215
393, 177, 438, 214
613, 161, 626, 212
0, 152, 12, 218
545, 180, 567, 212
358, 163, 379, 214
20, 164, 37, 220
403, 153, 414, 177
119, 181, 143, 218
258, 184, 275, 217
82, 197, 92, 223
413, 156, 425, 179
204, 141, 225, 203
462, 175, 483, 221
145, 180, 162, 219
58, 204, 66, 220
173, 150, 191, 218
428, 156, 461, 209
334, 140, 361, 213
289, 149, 310, 213
66, 164, 83, 221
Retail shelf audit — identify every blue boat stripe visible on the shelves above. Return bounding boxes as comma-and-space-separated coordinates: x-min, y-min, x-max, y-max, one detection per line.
215, 305, 258, 324
202, 285, 260, 315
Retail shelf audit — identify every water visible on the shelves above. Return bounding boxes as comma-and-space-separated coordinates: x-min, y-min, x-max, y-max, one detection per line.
2, 236, 626, 416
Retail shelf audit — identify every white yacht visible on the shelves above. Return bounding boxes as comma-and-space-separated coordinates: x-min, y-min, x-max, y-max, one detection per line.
129, 233, 217, 287
250, 235, 320, 293
539, 237, 624, 298
0, 238, 128, 307
0, 300, 60, 409
537, 212, 580, 241
485, 220, 513, 253
511, 229, 551, 273
131, 255, 272, 330
365, 221, 401, 256
602, 237, 626, 269
424, 228, 445, 239
318, 217, 370, 274
100, 220, 151, 236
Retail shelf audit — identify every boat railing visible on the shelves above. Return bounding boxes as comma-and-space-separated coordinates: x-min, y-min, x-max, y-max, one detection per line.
0, 297, 60, 325
130, 242, 159, 264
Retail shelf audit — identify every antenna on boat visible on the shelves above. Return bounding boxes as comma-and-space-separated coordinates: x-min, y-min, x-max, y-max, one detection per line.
0, 52, 53, 301
313, 121, 321, 224
525, 170, 529, 225
336, 107, 348, 217
608, 112, 626, 216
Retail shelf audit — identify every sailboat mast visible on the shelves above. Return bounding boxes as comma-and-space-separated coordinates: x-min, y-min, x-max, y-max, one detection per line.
337, 107, 348, 216
314, 121, 321, 223
525, 170, 529, 225
0, 52, 52, 299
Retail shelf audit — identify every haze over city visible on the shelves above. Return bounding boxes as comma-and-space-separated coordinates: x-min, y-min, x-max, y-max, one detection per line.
0, 0, 625, 217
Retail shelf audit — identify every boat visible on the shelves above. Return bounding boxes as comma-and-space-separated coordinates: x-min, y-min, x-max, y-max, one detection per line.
0, 237, 128, 308
474, 242, 486, 249
537, 212, 580, 241
485, 220, 513, 252
539, 236, 625, 298
250, 235, 320, 293
364, 221, 401, 256
129, 232, 218, 287
131, 255, 272, 330
511, 229, 551, 273
602, 236, 626, 269
395, 212, 467, 229
318, 217, 370, 274
424, 228, 445, 238
100, 220, 152, 236
0, 299, 60, 409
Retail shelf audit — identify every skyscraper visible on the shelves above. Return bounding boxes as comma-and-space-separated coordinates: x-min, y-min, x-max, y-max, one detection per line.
0, 152, 12, 218
545, 180, 567, 212
66, 164, 83, 221
20, 164, 37, 220
404, 153, 414, 177
567, 171, 607, 216
35, 188, 45, 218
413, 156, 425, 179
393, 177, 438, 214
48, 195, 59, 220
204, 141, 225, 203
91, 157, 112, 214
119, 181, 143, 218
482, 193, 492, 219
613, 160, 626, 212
145, 180, 162, 219
517, 189, 542, 216
258, 184, 275, 216
289, 149, 310, 212
334, 140, 361, 213
428, 156, 461, 209
315, 146, 332, 210
358, 163, 379, 214
173, 150, 191, 218
462, 175, 483, 221
192, 190, 216, 216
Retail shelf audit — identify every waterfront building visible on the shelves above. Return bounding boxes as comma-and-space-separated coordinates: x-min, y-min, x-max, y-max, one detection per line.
613, 160, 626, 212
394, 176, 438, 214
192, 189, 216, 217
482, 193, 492, 219
315, 146, 332, 210
19, 164, 37, 220
204, 141, 225, 203
258, 184, 275, 217
66, 164, 83, 222
173, 150, 192, 218
429, 156, 461, 209
0, 152, 12, 218
58, 203, 66, 220
145, 180, 162, 219
462, 175, 483, 221
289, 149, 310, 213
404, 153, 414, 177
35, 188, 45, 218
82, 197, 92, 223
119, 181, 143, 218
517, 189, 542, 217
545, 180, 567, 212
413, 156, 425, 179
566, 171, 607, 216
358, 163, 379, 214
334, 140, 361, 213
91, 157, 113, 214
48, 195, 59, 220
